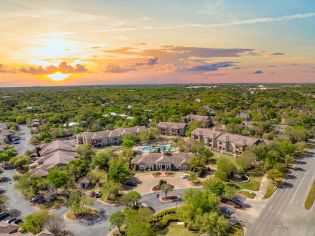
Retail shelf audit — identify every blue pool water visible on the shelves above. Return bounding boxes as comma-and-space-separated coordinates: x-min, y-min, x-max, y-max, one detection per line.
140, 145, 175, 152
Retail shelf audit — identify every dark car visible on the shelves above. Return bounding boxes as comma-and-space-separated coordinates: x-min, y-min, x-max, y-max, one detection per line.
219, 207, 234, 217
11, 218, 22, 224
0, 212, 9, 220
6, 218, 16, 224
12, 140, 20, 144
30, 195, 43, 203
125, 180, 137, 187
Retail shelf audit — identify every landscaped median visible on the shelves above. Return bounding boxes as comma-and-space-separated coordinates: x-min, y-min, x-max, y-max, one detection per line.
304, 180, 315, 210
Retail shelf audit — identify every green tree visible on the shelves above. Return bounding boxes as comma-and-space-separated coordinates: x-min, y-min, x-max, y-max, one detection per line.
108, 157, 131, 183
77, 144, 94, 160
203, 176, 226, 196
110, 211, 126, 234
65, 191, 86, 216
215, 157, 236, 181
284, 126, 308, 143
47, 168, 69, 189
21, 211, 53, 234
125, 209, 154, 236
122, 137, 135, 148
66, 159, 88, 181
185, 120, 203, 136
189, 155, 207, 172
92, 151, 111, 170
121, 191, 141, 208
16, 173, 47, 198
234, 151, 256, 173
199, 212, 228, 236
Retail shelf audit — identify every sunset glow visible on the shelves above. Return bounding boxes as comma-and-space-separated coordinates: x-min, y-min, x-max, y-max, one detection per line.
47, 72, 70, 81
0, 0, 314, 86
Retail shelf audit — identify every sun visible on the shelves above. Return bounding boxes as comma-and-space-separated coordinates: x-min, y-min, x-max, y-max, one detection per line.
47, 72, 70, 81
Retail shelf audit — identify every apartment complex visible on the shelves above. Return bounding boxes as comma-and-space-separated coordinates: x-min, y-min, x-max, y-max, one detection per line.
30, 140, 78, 176
76, 126, 148, 148
131, 152, 193, 171
191, 128, 261, 155
157, 122, 187, 136
181, 114, 212, 127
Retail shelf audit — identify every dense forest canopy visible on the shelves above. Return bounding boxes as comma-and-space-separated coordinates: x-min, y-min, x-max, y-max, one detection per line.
0, 84, 314, 139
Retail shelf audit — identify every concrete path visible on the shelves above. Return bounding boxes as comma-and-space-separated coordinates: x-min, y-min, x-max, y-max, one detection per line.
255, 174, 269, 200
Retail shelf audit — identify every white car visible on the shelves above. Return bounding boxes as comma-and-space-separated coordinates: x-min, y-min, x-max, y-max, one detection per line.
181, 173, 188, 179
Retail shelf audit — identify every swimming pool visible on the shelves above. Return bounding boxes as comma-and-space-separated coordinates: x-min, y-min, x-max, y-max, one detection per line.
140, 145, 175, 152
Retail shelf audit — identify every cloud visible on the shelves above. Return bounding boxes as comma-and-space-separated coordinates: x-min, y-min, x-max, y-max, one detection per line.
92, 13, 315, 32
272, 52, 285, 56
185, 62, 234, 72
105, 45, 252, 58
20, 61, 88, 74
0, 64, 8, 73
136, 57, 159, 66
253, 70, 264, 74
105, 64, 135, 73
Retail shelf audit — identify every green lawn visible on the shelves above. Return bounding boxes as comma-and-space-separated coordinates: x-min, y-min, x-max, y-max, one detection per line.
233, 175, 262, 191
157, 223, 198, 236
237, 190, 256, 199
263, 181, 276, 199
304, 180, 315, 210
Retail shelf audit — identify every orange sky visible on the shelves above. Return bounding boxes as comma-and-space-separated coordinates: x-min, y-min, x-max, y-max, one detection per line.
0, 0, 315, 86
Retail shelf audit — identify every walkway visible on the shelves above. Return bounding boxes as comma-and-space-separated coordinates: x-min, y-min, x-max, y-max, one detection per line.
255, 174, 269, 200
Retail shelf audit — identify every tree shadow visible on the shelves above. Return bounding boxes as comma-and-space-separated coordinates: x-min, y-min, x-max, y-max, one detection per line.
292, 167, 305, 172
285, 174, 296, 180
279, 182, 293, 189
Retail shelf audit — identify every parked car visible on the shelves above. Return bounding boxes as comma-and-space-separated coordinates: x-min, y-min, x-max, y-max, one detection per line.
125, 180, 137, 187
219, 207, 235, 218
30, 195, 44, 203
0, 212, 9, 220
11, 218, 22, 224
181, 173, 188, 179
6, 218, 16, 224
11, 140, 20, 144
95, 190, 102, 198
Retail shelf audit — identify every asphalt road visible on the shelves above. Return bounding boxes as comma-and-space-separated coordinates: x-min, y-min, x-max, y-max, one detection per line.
246, 148, 315, 236
14, 125, 33, 155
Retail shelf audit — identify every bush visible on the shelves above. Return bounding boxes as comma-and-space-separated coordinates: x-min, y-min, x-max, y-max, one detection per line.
21, 211, 53, 234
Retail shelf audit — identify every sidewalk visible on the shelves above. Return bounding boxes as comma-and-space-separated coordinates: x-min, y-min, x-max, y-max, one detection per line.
255, 174, 268, 200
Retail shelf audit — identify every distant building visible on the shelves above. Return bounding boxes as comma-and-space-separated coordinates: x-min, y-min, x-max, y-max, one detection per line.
157, 122, 187, 136
181, 114, 212, 127
76, 126, 148, 148
131, 152, 193, 171
191, 128, 261, 155
237, 111, 251, 121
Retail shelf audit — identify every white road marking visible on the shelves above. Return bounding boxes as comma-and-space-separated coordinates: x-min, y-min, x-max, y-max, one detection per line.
290, 172, 307, 205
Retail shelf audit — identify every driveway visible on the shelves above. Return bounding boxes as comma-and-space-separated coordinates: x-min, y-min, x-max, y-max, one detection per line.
13, 125, 33, 155
133, 172, 193, 195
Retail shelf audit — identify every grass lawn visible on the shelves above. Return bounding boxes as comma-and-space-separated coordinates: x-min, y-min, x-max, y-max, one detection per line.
229, 223, 244, 236
233, 175, 262, 191
263, 181, 276, 199
237, 190, 256, 199
304, 180, 315, 210
157, 223, 198, 236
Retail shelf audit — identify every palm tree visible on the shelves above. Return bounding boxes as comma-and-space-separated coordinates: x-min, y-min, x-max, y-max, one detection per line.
161, 183, 171, 198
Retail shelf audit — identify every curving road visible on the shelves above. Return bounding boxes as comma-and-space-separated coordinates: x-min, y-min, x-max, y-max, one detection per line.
246, 148, 315, 236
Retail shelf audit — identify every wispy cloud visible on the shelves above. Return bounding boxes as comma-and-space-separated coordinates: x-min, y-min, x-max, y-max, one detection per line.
91, 12, 315, 33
